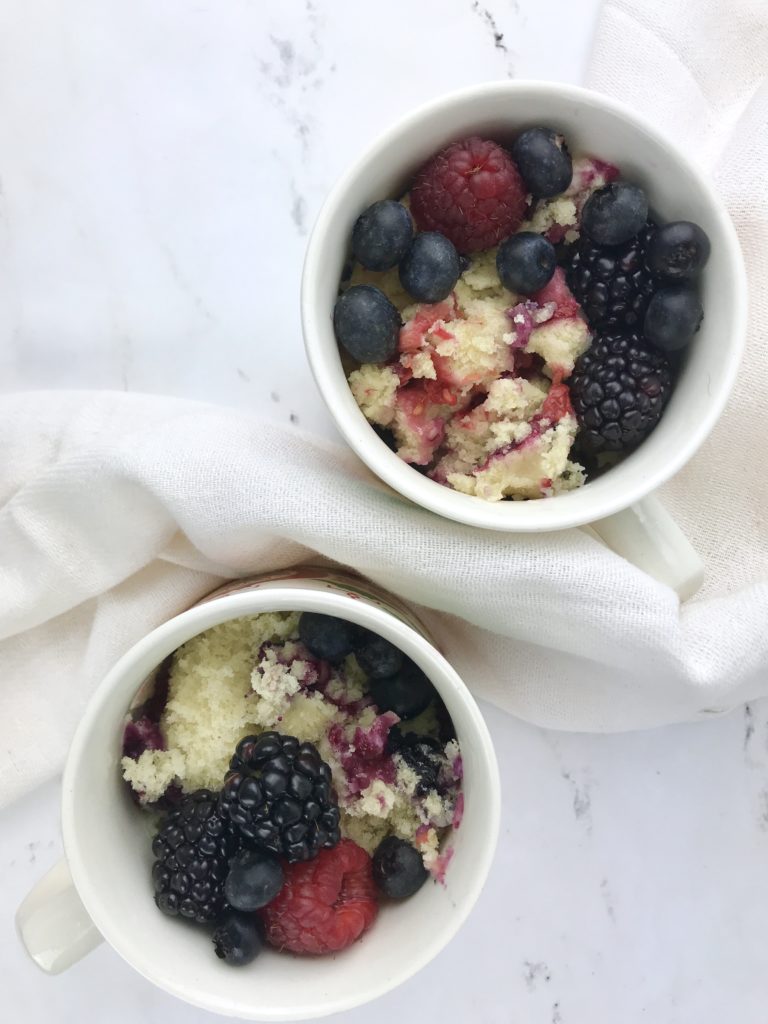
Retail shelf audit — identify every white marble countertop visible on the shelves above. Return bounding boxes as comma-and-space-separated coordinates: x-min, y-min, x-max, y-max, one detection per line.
3, 2, 767, 1022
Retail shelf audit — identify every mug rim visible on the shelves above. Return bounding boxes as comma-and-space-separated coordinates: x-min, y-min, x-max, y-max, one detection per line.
60, 580, 501, 1019
301, 79, 748, 531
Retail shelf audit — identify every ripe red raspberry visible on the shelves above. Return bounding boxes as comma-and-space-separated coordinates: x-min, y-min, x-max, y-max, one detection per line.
260, 839, 378, 955
410, 136, 527, 254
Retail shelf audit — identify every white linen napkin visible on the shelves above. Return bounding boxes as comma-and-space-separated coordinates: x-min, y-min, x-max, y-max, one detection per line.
2, 0, 767, 809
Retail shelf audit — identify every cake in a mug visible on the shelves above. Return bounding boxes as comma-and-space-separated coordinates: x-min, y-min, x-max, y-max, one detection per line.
121, 610, 462, 967
334, 130, 710, 501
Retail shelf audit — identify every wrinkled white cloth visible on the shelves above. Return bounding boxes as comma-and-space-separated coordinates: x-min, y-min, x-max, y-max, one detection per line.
1, 0, 768, 809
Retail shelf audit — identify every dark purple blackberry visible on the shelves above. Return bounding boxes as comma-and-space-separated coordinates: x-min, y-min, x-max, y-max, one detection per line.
570, 330, 672, 453
566, 222, 656, 330
151, 789, 240, 923
218, 733, 341, 863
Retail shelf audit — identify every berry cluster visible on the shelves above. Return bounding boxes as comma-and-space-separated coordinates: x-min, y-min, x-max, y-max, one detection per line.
335, 135, 531, 364
337, 123, 711, 465
566, 181, 708, 453
147, 611, 440, 968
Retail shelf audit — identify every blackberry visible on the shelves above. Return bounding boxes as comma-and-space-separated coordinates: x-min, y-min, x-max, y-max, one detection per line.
219, 733, 341, 863
570, 330, 672, 453
151, 789, 240, 923
566, 223, 656, 331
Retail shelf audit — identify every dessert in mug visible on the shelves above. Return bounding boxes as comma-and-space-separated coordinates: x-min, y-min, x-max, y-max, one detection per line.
121, 611, 463, 966
335, 130, 710, 501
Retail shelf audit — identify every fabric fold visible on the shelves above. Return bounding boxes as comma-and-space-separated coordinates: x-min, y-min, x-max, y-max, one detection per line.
2, 0, 768, 808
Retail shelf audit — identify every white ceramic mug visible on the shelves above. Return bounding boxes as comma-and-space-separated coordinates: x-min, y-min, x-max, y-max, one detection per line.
16, 567, 500, 1021
302, 82, 747, 600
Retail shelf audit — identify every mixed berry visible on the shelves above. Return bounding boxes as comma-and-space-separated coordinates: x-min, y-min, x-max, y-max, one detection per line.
121, 611, 462, 968
336, 127, 710, 499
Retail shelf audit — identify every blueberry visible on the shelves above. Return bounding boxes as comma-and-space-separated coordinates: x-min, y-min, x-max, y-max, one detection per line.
496, 232, 556, 294
212, 909, 264, 966
369, 659, 436, 720
391, 733, 443, 794
354, 630, 404, 679
511, 127, 573, 198
582, 182, 649, 246
372, 836, 428, 899
351, 200, 414, 271
387, 725, 441, 755
299, 612, 355, 662
399, 231, 461, 303
647, 221, 711, 281
224, 849, 284, 911
643, 284, 703, 351
333, 285, 401, 363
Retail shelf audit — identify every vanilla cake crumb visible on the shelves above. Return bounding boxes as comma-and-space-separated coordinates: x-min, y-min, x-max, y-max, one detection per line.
345, 243, 589, 499
348, 364, 399, 426
526, 317, 590, 375
121, 748, 185, 805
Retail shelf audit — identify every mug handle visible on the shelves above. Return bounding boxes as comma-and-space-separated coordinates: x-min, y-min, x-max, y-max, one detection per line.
16, 858, 103, 973
583, 494, 705, 601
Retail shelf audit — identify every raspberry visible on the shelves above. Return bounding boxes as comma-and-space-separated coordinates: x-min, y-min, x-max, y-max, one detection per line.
410, 136, 527, 254
260, 839, 379, 955
539, 381, 573, 422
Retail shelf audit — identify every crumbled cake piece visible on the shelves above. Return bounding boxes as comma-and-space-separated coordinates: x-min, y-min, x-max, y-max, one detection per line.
122, 747, 185, 805
345, 220, 590, 499
526, 317, 591, 375
520, 195, 578, 240
120, 612, 300, 794
349, 363, 399, 426
347, 262, 412, 312
446, 415, 580, 500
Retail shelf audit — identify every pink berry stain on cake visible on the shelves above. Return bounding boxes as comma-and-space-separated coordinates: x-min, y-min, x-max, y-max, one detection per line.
350, 249, 589, 500
122, 716, 165, 760
452, 792, 465, 830
414, 823, 455, 885
328, 711, 400, 796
